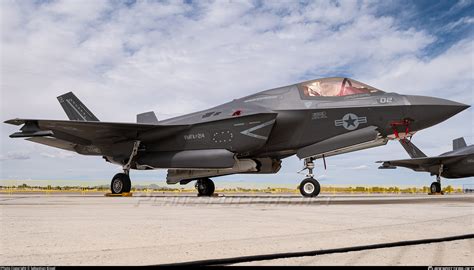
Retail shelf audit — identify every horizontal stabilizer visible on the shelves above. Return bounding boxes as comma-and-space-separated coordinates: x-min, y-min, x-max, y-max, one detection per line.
137, 111, 158, 124
10, 130, 53, 138
453, 137, 467, 150
57, 92, 99, 121
399, 139, 426, 158
8, 120, 53, 138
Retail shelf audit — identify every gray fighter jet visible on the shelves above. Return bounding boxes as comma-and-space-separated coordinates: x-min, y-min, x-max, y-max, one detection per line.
4, 77, 470, 197
378, 138, 474, 193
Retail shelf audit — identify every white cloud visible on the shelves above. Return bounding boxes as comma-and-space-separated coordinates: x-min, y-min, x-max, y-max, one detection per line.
0, 151, 31, 161
40, 150, 75, 159
448, 0, 473, 13
442, 16, 474, 31
351, 165, 370, 170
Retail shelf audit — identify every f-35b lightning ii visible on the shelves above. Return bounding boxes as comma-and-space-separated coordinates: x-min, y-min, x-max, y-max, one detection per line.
5, 77, 470, 197
378, 138, 474, 193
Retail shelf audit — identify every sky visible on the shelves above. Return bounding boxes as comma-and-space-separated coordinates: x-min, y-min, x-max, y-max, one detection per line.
1, 0, 473, 188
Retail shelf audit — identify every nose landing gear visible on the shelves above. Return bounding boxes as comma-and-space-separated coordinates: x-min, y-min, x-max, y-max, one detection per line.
298, 158, 321, 197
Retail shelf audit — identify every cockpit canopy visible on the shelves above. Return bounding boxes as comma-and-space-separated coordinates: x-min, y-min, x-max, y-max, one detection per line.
300, 77, 383, 97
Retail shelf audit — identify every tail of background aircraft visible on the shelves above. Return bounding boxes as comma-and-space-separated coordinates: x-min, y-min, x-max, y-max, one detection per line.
453, 137, 467, 151
57, 92, 99, 121
399, 139, 426, 158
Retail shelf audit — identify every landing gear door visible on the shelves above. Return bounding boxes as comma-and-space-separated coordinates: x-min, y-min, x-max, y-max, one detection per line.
297, 126, 387, 160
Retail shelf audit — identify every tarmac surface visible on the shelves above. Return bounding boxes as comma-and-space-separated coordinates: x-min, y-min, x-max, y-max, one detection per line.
0, 192, 472, 266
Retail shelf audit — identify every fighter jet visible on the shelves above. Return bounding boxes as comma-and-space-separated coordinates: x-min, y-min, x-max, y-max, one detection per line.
378, 138, 474, 193
4, 77, 470, 197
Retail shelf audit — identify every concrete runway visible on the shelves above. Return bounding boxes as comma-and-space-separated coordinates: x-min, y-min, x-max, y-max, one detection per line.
0, 193, 472, 265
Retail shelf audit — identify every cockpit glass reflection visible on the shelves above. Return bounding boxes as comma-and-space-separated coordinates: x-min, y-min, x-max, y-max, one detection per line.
301, 78, 383, 97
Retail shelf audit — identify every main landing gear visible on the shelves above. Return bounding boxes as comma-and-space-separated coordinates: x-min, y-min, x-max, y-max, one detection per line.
111, 173, 131, 194
430, 164, 444, 194
299, 158, 321, 198
195, 178, 215, 197
110, 141, 140, 194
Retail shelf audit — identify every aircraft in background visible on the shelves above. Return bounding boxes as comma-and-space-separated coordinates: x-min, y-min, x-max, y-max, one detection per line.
5, 77, 470, 197
378, 138, 474, 193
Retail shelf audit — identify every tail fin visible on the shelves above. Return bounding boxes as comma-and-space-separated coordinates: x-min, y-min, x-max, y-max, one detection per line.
57, 92, 99, 121
453, 137, 467, 150
399, 139, 426, 158
137, 111, 158, 124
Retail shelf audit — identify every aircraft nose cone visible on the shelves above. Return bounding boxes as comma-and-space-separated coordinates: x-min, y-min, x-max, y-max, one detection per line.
405, 95, 470, 130
407, 95, 469, 108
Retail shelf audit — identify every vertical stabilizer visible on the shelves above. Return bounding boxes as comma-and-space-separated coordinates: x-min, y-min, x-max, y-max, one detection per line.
453, 137, 467, 151
137, 111, 159, 124
399, 139, 427, 158
57, 92, 99, 121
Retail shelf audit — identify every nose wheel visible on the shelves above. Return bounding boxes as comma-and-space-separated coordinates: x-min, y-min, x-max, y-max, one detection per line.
300, 177, 321, 197
298, 158, 321, 197
196, 178, 215, 197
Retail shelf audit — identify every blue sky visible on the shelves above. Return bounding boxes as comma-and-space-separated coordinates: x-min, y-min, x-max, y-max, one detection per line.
1, 0, 473, 188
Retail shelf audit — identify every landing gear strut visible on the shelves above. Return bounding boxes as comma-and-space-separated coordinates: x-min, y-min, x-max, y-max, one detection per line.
299, 158, 321, 197
110, 141, 140, 194
430, 164, 444, 194
196, 178, 215, 197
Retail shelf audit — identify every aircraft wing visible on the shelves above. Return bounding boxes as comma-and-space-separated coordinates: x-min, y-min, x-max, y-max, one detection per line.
377, 155, 467, 170
5, 112, 276, 155
4, 118, 189, 145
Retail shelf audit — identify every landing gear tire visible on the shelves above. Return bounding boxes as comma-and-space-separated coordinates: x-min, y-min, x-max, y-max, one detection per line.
111, 173, 131, 194
430, 181, 441, 194
196, 178, 215, 197
299, 178, 320, 198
